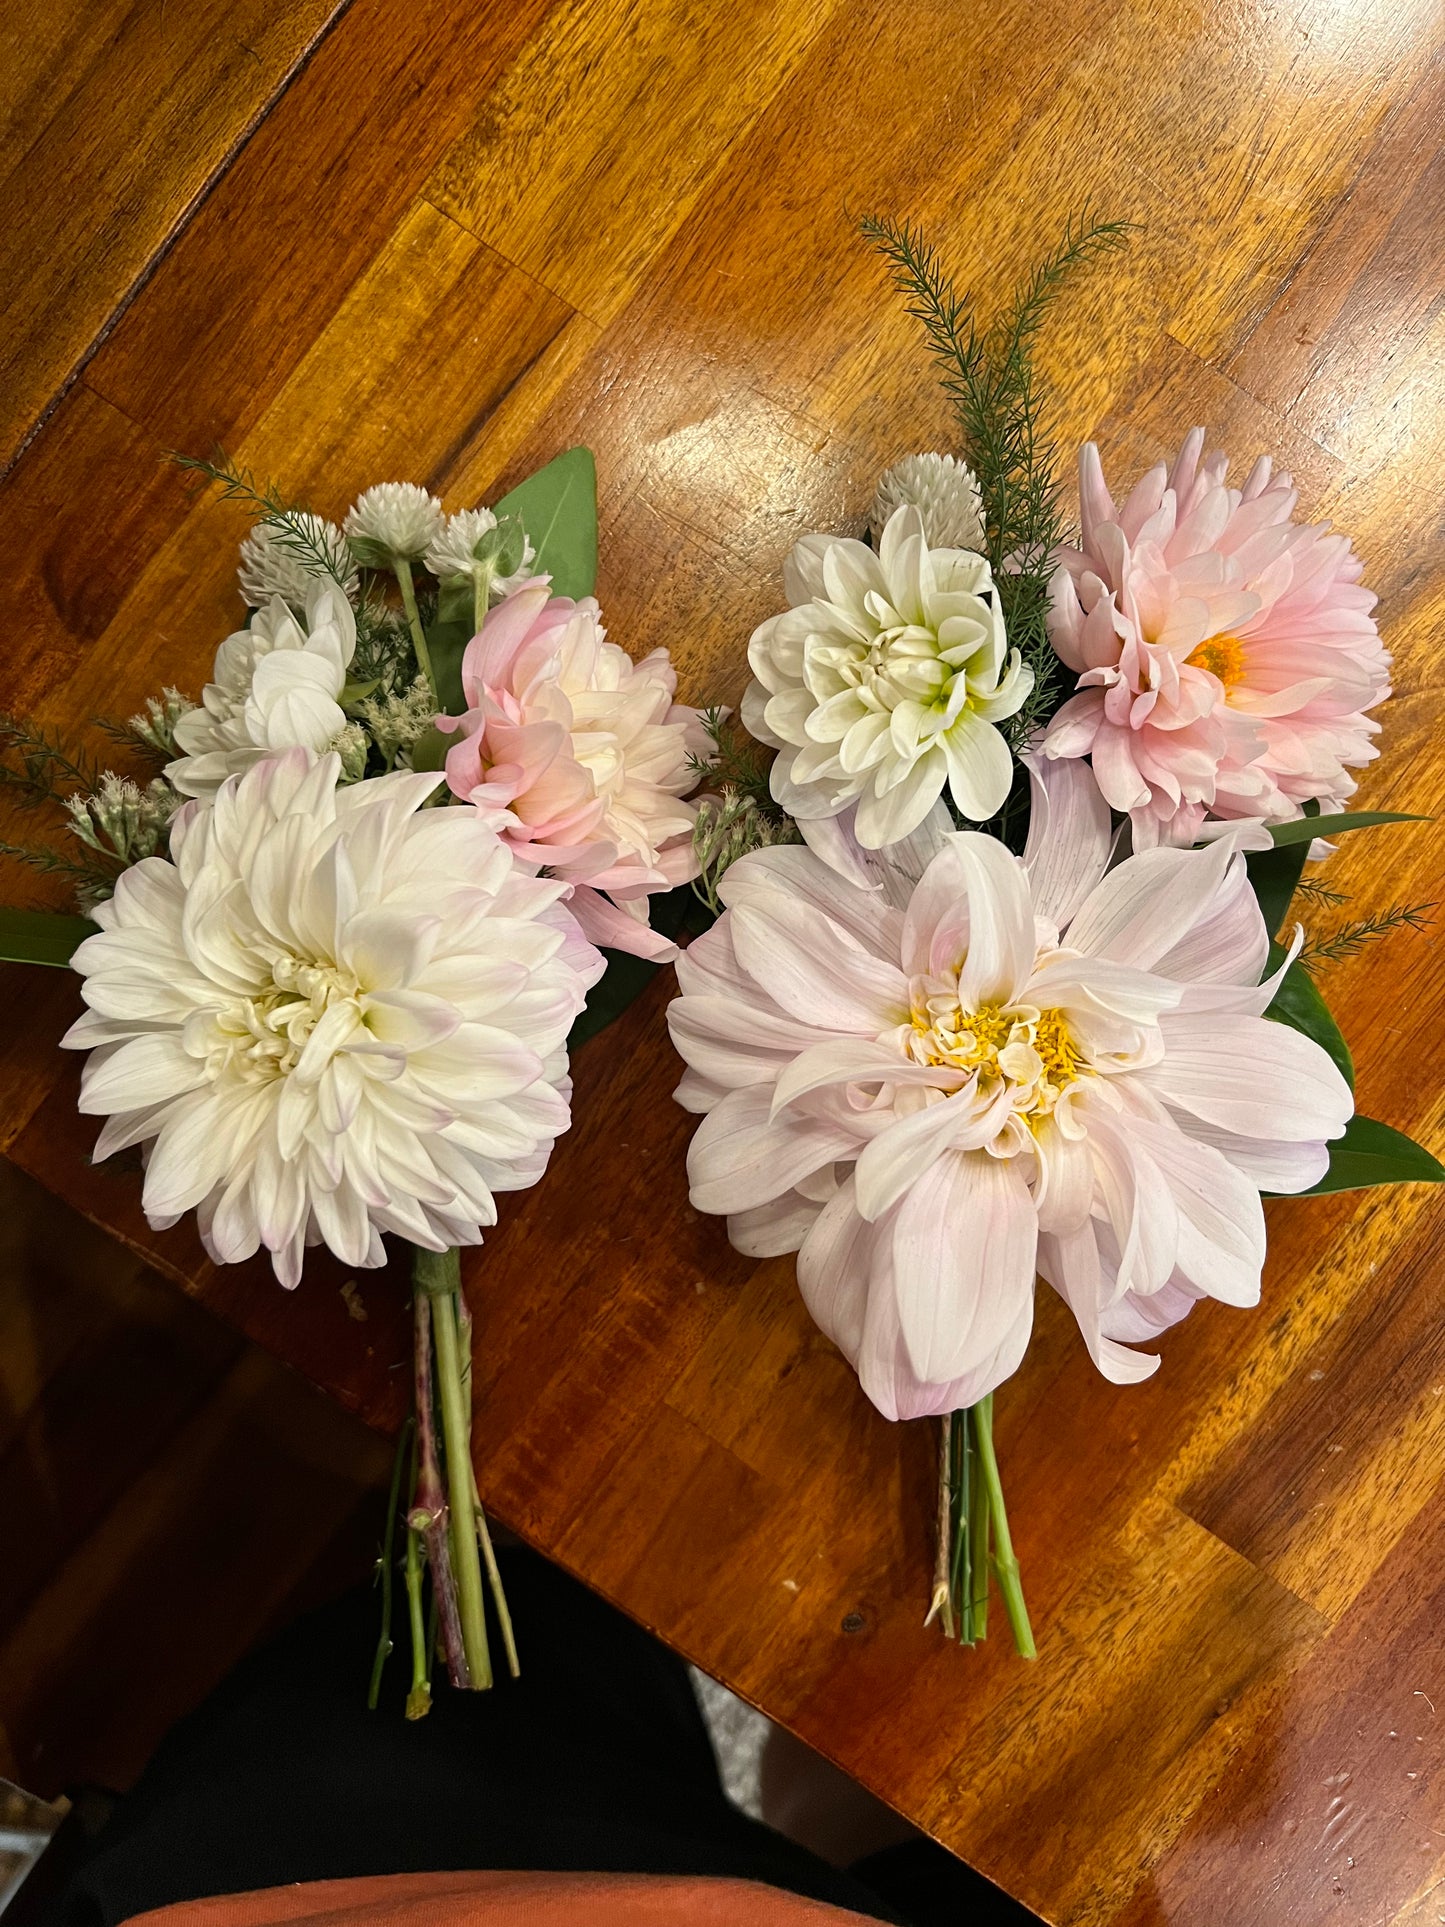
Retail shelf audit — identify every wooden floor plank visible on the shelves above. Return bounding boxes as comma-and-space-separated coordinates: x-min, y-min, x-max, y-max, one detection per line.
80, 0, 559, 459
0, 0, 349, 473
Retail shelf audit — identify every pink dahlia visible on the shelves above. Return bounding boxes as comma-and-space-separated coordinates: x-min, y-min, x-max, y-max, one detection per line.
1041, 430, 1391, 847
667, 757, 1352, 1420
442, 582, 708, 959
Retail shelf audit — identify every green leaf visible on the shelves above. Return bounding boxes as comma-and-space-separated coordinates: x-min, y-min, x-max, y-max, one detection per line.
338, 678, 380, 708
424, 612, 474, 717
494, 447, 598, 601
566, 884, 708, 1053
406, 724, 451, 774
0, 907, 96, 967
1246, 836, 1311, 940
1266, 810, 1428, 848
1263, 941, 1354, 1090
1298, 1114, 1445, 1196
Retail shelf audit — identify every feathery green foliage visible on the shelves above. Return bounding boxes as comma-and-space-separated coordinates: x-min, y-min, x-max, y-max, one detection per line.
859, 211, 1131, 746
173, 450, 353, 589
1299, 902, 1434, 971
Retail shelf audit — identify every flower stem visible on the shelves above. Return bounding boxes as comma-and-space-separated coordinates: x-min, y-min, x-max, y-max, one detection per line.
926, 1416, 954, 1635
394, 558, 437, 702
404, 1519, 431, 1719
972, 1393, 1035, 1661
472, 563, 494, 636
470, 1464, 520, 1679
368, 1414, 413, 1711
967, 1406, 990, 1643
414, 1246, 493, 1690
454, 1289, 519, 1680
410, 1287, 469, 1687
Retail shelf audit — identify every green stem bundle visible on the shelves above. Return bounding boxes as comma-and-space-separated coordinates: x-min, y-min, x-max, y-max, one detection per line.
372, 1246, 516, 1715
930, 1398, 1035, 1659
394, 559, 438, 701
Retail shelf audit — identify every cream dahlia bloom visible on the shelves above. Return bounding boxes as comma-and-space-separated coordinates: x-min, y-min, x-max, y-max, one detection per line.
167, 584, 359, 798
742, 505, 1031, 850
1042, 431, 1391, 847
870, 453, 985, 553
441, 581, 707, 960
64, 750, 604, 1287
668, 758, 1353, 1419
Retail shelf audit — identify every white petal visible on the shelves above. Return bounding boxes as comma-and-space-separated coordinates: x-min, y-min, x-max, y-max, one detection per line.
1145, 1012, 1354, 1140
890, 1150, 1038, 1384
1021, 750, 1113, 931
729, 899, 908, 1033
687, 1083, 859, 1215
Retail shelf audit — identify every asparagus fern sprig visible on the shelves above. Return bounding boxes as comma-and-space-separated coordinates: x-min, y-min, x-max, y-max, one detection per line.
173, 449, 353, 590
1299, 903, 1434, 971
859, 211, 1131, 746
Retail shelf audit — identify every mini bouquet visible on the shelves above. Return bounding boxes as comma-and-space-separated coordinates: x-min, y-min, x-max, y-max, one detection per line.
665, 217, 1441, 1653
0, 450, 709, 1712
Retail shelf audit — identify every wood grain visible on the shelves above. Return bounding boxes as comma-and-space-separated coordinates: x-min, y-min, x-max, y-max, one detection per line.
0, 0, 347, 473
3, 0, 1444, 1919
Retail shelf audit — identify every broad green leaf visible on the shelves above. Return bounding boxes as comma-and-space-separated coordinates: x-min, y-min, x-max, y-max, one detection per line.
424, 612, 474, 717
0, 907, 96, 967
1266, 810, 1427, 848
406, 724, 450, 774
1263, 941, 1353, 1090
1298, 1114, 1445, 1196
494, 447, 598, 601
566, 884, 708, 1053
1246, 837, 1310, 941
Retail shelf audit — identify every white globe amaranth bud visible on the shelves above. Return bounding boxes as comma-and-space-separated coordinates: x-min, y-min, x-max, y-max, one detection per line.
238, 517, 359, 609
870, 452, 985, 553
344, 483, 445, 567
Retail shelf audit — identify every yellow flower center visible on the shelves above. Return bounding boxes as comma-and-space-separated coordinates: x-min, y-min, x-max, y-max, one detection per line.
1186, 631, 1246, 689
905, 993, 1089, 1121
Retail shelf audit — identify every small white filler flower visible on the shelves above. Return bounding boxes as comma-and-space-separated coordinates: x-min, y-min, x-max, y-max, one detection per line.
870, 452, 985, 553
63, 749, 604, 1287
424, 508, 536, 602
344, 483, 445, 566
238, 517, 359, 609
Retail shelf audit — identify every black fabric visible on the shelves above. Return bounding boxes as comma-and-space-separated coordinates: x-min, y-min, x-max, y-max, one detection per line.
50, 1547, 1035, 1927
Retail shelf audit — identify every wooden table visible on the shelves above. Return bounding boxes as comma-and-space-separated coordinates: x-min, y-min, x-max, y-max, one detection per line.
4, 3, 1444, 1922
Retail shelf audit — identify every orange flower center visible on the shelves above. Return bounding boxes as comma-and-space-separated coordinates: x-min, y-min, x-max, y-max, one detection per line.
1186, 631, 1246, 689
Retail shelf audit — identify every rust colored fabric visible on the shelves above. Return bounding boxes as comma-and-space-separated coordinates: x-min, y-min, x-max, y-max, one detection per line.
125, 1870, 880, 1927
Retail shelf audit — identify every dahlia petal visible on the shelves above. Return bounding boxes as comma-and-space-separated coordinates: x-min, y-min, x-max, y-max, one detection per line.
729, 900, 908, 1033
727, 1190, 823, 1257
1144, 1012, 1353, 1140
1020, 751, 1113, 931
687, 1083, 858, 1216
890, 1149, 1037, 1385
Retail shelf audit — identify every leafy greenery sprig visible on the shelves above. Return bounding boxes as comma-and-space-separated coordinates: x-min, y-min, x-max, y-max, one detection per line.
1299, 902, 1434, 971
859, 211, 1131, 746
173, 450, 354, 590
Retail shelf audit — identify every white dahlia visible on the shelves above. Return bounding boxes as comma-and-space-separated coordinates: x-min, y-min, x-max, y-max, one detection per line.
64, 751, 604, 1287
870, 453, 985, 553
238, 518, 359, 609
668, 757, 1353, 1419
344, 483, 445, 566
741, 506, 1032, 850
167, 584, 359, 798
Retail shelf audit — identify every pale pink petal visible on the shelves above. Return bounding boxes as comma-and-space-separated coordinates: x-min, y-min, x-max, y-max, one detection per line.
890, 1149, 1038, 1384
